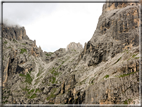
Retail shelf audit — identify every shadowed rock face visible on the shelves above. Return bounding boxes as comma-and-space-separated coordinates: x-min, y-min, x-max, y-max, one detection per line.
2, 0, 140, 105
2, 25, 29, 41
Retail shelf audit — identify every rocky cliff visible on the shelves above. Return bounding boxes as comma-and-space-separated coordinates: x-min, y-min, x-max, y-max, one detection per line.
67, 42, 83, 52
2, 0, 140, 105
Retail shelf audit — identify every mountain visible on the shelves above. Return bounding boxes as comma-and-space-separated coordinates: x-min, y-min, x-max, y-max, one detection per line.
2, 1, 140, 105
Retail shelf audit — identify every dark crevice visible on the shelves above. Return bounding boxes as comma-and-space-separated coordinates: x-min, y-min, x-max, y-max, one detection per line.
16, 65, 24, 74
11, 58, 14, 63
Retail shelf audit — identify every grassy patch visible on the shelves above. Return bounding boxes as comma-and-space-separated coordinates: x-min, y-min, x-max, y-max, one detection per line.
46, 52, 53, 57
19, 73, 33, 84
37, 67, 44, 77
128, 54, 139, 61
4, 41, 7, 44
104, 75, 109, 79
46, 88, 57, 101
25, 73, 33, 84
49, 76, 56, 84
2, 96, 9, 99
20, 48, 27, 54
3, 100, 8, 104
28, 93, 37, 99
22, 43, 26, 45
49, 67, 61, 84
123, 100, 128, 104
62, 61, 65, 64
13, 39, 17, 43
34, 76, 43, 85
22, 86, 30, 92
135, 57, 139, 59
132, 54, 138, 58
48, 57, 71, 84
113, 57, 122, 65
50, 68, 60, 76
28, 89, 34, 94
7, 46, 11, 49
35, 89, 40, 93
21, 86, 40, 99
19, 74, 25, 77
128, 99, 132, 102
29, 71, 32, 73
119, 71, 139, 78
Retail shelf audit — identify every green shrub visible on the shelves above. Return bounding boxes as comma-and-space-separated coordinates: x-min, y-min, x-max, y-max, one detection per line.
28, 89, 34, 94
104, 75, 109, 79
7, 47, 11, 49
49, 77, 56, 84
128, 54, 139, 61
19, 73, 33, 84
124, 100, 128, 104
135, 57, 139, 59
51, 69, 59, 76
35, 89, 40, 93
19, 74, 25, 77
46, 52, 53, 57
132, 54, 138, 58
25, 73, 33, 84
4, 41, 7, 44
62, 61, 65, 64
20, 48, 27, 54
128, 99, 132, 102
3, 100, 8, 104
13, 39, 17, 43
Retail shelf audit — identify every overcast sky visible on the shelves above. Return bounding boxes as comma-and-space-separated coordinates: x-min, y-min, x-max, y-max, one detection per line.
3, 2, 104, 52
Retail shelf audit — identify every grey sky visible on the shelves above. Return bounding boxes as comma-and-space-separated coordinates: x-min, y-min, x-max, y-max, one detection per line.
3, 3, 58, 25
2, 1, 104, 52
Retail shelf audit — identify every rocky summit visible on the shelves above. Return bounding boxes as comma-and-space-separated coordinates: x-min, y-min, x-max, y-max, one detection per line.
2, 0, 140, 105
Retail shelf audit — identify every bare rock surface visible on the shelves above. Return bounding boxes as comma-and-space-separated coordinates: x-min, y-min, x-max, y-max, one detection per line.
67, 42, 83, 52
2, 0, 140, 105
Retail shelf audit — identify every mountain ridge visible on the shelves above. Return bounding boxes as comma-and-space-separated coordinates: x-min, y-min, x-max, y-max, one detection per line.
2, 1, 140, 105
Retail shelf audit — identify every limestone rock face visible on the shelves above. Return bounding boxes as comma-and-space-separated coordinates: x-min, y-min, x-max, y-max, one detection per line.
2, 0, 140, 105
67, 42, 83, 52
2, 24, 44, 88
2, 24, 29, 41
103, 1, 139, 13
79, 0, 140, 67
